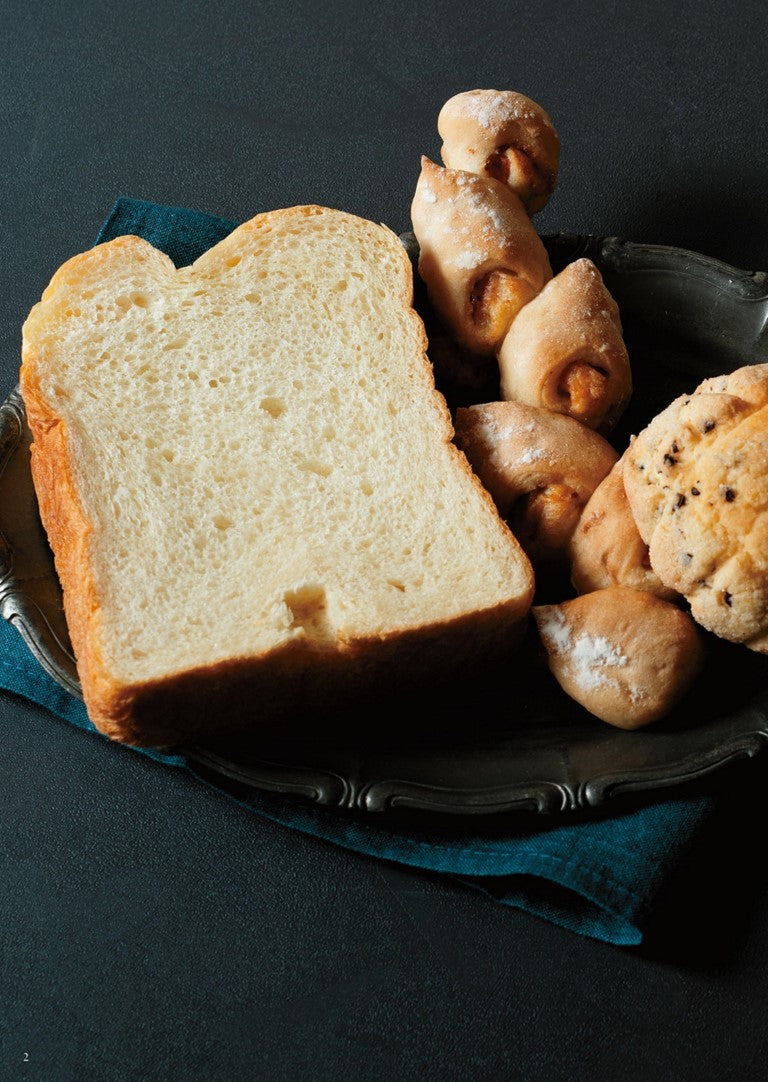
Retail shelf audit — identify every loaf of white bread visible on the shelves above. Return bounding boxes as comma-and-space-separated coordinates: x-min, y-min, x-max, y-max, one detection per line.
20, 206, 534, 747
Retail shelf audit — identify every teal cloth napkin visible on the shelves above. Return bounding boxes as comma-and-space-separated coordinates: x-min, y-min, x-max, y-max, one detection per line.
0, 197, 716, 948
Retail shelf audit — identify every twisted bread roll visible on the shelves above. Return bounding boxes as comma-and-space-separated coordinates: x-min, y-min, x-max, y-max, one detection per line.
533, 587, 705, 729
623, 363, 768, 652
569, 456, 678, 599
438, 90, 560, 215
497, 258, 632, 432
411, 157, 552, 355
454, 400, 618, 563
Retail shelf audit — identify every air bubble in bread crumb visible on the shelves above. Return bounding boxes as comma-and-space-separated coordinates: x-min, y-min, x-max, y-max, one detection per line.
260, 397, 285, 418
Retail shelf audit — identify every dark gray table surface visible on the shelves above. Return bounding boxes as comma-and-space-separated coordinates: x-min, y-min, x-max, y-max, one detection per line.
3, 2, 768, 1079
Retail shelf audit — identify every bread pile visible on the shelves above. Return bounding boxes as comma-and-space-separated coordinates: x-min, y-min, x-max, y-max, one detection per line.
21, 89, 766, 743
410, 88, 768, 729
21, 207, 534, 746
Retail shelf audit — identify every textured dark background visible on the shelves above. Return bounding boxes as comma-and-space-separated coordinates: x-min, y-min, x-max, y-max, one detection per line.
3, 1, 768, 1079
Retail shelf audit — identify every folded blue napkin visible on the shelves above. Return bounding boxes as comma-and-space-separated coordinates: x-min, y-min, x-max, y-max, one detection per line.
0, 197, 716, 947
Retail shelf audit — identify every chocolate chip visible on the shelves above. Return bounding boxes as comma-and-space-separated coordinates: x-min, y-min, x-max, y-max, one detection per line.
724, 488, 735, 502
664, 453, 678, 467
675, 493, 687, 508
703, 420, 716, 433
671, 441, 680, 454
691, 486, 700, 496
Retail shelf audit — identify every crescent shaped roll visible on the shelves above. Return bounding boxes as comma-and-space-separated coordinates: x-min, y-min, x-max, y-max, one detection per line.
497, 258, 632, 432
533, 587, 705, 729
454, 400, 618, 563
438, 89, 560, 215
411, 157, 552, 356
569, 456, 678, 599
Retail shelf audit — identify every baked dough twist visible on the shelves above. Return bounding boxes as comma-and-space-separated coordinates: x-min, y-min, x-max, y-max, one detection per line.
454, 400, 618, 563
623, 363, 768, 652
533, 587, 705, 728
569, 456, 678, 599
438, 89, 560, 215
411, 157, 552, 356
497, 258, 632, 432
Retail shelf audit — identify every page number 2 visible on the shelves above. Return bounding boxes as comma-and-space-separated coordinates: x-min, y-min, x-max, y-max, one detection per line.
23, 1053, 29, 1062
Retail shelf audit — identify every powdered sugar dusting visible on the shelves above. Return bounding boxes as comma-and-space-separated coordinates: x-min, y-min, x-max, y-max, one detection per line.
571, 633, 628, 690
517, 446, 547, 464
451, 247, 484, 269
457, 90, 539, 131
536, 605, 572, 652
536, 605, 628, 691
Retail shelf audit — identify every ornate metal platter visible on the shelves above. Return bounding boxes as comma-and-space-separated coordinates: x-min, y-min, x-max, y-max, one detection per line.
3, 234, 768, 815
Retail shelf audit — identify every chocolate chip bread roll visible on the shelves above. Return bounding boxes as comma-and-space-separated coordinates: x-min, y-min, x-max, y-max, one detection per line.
411, 157, 552, 355
497, 258, 632, 432
624, 363, 768, 652
533, 587, 705, 729
438, 89, 560, 215
569, 456, 678, 599
454, 400, 618, 563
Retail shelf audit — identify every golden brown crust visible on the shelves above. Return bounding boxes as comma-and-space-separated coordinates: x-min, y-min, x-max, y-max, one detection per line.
86, 597, 533, 747
533, 587, 705, 728
497, 258, 632, 432
454, 400, 618, 563
438, 90, 560, 215
411, 158, 552, 355
20, 358, 114, 723
569, 456, 678, 599
623, 364, 768, 651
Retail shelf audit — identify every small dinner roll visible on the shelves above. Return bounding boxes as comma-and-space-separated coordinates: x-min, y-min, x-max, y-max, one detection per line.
497, 258, 632, 432
411, 157, 552, 355
438, 89, 560, 215
569, 456, 678, 599
533, 587, 705, 729
623, 363, 768, 652
454, 400, 618, 563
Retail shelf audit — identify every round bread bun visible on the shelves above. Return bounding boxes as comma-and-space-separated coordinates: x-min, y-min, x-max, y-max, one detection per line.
569, 455, 678, 599
454, 400, 618, 563
533, 587, 705, 729
623, 363, 768, 653
438, 89, 560, 215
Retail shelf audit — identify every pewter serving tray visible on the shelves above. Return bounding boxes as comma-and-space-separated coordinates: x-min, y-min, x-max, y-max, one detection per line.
3, 234, 768, 816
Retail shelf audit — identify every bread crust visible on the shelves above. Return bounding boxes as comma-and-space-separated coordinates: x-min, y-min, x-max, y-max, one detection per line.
411, 158, 552, 355
623, 364, 768, 651
569, 456, 678, 599
21, 207, 534, 746
438, 89, 560, 215
454, 400, 618, 563
497, 258, 632, 433
533, 587, 705, 728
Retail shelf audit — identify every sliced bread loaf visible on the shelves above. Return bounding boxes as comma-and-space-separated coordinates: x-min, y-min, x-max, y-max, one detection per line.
21, 206, 534, 746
